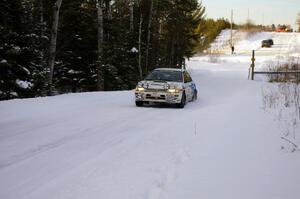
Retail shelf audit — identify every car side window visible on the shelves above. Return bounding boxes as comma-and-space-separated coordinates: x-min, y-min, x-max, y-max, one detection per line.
184, 72, 192, 83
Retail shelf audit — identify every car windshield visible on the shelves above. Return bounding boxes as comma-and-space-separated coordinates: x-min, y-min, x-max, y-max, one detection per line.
145, 70, 183, 82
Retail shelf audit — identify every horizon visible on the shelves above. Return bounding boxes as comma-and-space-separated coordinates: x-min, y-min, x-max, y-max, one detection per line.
201, 0, 299, 30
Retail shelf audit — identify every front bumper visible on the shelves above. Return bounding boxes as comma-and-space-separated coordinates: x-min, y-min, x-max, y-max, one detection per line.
135, 90, 182, 104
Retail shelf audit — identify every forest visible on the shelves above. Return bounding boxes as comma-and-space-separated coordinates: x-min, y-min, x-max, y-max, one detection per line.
0, 0, 230, 100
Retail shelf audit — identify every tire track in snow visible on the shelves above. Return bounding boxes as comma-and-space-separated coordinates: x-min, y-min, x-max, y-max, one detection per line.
146, 149, 191, 199
0, 107, 160, 169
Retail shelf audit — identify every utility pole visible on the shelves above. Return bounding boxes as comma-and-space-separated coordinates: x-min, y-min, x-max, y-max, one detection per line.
230, 9, 233, 47
247, 8, 249, 21
262, 14, 264, 31
247, 8, 250, 30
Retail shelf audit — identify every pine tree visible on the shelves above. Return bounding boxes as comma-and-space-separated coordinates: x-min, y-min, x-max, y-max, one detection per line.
0, 0, 208, 99
0, 0, 47, 99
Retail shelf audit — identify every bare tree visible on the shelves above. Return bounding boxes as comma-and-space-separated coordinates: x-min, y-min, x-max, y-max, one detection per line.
138, 11, 143, 79
145, 0, 153, 73
105, 0, 112, 41
130, 0, 142, 79
39, 0, 44, 37
47, 0, 62, 94
39, 0, 47, 96
129, 0, 134, 32
97, 0, 104, 91
106, 0, 112, 21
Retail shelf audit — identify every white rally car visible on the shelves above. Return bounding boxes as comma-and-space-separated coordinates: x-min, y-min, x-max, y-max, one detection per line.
135, 68, 197, 108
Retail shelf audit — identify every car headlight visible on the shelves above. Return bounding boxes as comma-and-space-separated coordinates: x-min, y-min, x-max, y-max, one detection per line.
136, 86, 145, 92
168, 88, 180, 93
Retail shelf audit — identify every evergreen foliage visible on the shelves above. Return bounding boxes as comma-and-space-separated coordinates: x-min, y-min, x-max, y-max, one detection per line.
0, 0, 223, 100
0, 0, 47, 99
196, 18, 231, 52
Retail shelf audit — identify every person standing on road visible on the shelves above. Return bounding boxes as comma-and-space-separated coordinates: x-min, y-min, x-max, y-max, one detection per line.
231, 45, 235, 54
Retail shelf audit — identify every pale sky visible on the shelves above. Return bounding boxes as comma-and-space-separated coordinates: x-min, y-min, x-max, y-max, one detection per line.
201, 0, 300, 30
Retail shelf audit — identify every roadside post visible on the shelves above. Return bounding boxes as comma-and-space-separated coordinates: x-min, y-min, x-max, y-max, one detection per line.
250, 50, 255, 80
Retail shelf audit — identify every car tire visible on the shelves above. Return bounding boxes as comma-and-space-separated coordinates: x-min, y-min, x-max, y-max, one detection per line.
176, 93, 186, 108
135, 101, 143, 107
192, 90, 197, 101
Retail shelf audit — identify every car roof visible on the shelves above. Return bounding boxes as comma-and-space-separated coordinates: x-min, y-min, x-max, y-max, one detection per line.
154, 68, 184, 72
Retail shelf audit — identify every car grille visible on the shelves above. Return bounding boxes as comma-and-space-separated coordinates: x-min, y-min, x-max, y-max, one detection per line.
145, 88, 167, 92
145, 94, 166, 100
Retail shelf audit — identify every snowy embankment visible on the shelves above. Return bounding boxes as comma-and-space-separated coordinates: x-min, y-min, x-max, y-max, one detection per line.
210, 29, 300, 57
1, 32, 300, 199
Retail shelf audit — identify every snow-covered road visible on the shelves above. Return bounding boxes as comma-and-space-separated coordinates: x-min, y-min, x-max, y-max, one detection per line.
1, 32, 300, 199
212, 30, 300, 57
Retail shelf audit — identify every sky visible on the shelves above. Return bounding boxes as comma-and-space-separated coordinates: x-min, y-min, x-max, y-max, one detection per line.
201, 0, 300, 30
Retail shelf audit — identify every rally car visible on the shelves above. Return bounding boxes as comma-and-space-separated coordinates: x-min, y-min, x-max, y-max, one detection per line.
135, 68, 197, 108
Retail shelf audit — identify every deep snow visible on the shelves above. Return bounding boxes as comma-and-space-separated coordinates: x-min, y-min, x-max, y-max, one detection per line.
1, 31, 300, 199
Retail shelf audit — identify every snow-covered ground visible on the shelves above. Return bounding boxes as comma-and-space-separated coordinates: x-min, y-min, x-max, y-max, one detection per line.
210, 30, 300, 58
1, 32, 300, 199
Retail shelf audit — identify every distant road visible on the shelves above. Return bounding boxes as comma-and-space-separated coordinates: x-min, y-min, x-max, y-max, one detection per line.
210, 30, 300, 57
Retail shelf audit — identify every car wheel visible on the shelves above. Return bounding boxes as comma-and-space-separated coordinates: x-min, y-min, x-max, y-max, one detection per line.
176, 93, 186, 108
192, 90, 197, 101
135, 101, 143, 107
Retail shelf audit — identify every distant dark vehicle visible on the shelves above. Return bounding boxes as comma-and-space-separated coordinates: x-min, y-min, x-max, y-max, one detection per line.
267, 39, 274, 45
261, 40, 272, 48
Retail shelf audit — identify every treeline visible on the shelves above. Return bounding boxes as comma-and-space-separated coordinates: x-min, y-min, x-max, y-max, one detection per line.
0, 0, 228, 100
196, 18, 231, 52
235, 20, 295, 32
